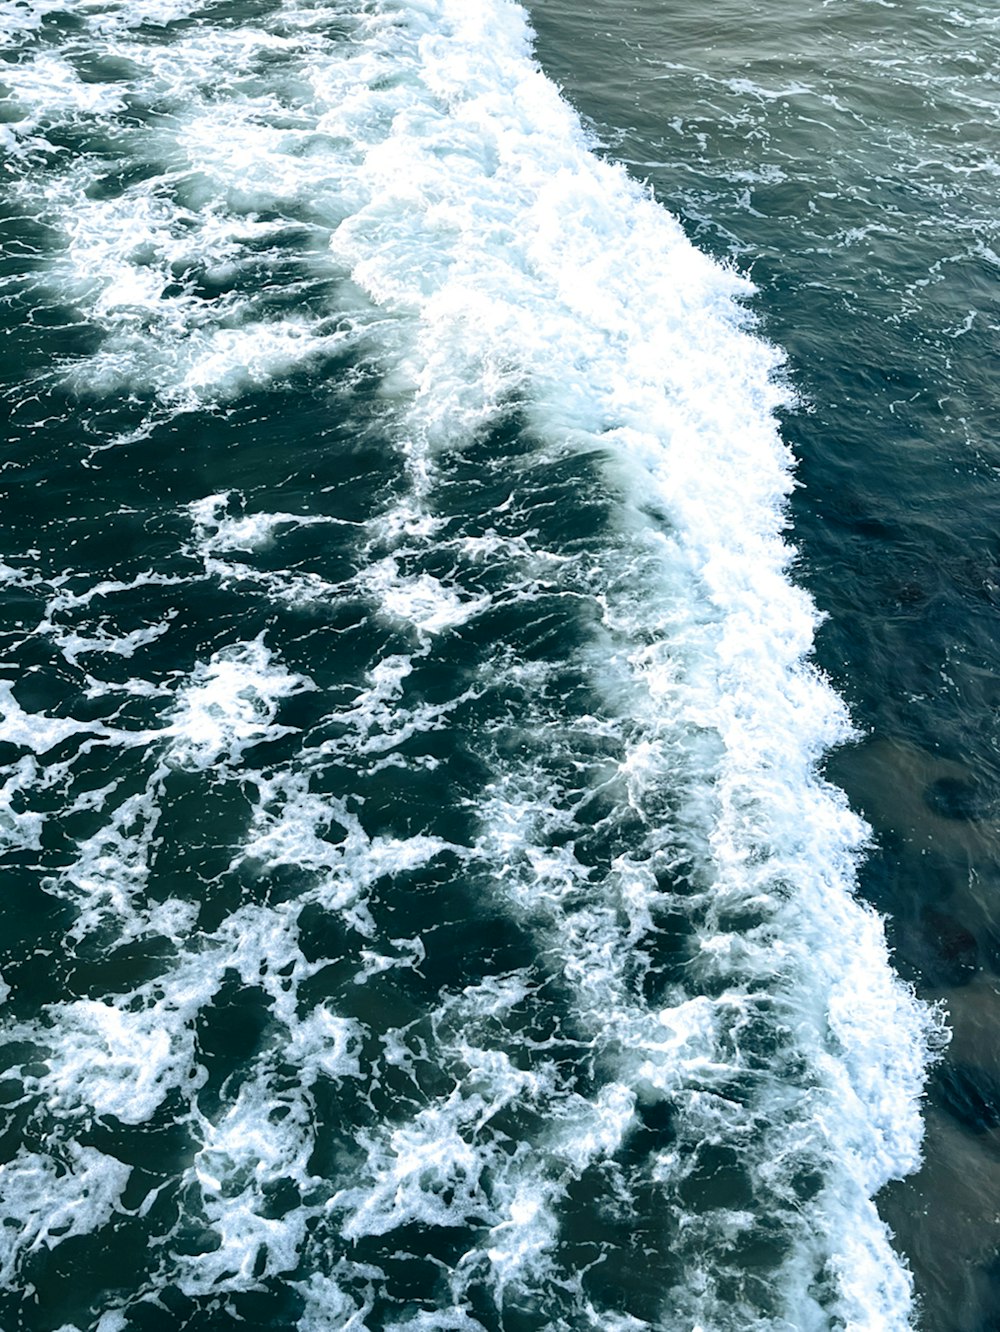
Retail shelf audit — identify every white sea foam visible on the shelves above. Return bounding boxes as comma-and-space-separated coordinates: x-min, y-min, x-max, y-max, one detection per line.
182, 492, 361, 605
0, 756, 45, 852
0, 1145, 131, 1286
311, 1, 938, 1326
360, 557, 491, 637
41, 570, 192, 621
188, 492, 352, 555
45, 780, 170, 940
239, 767, 459, 938
0, 678, 106, 754
4, 7, 379, 410
1, 52, 128, 122
32, 997, 197, 1125
180, 1065, 318, 1294
164, 638, 310, 770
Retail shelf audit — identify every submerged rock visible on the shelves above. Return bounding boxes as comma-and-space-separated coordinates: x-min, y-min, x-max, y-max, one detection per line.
935, 1063, 1000, 1135
924, 776, 992, 823
918, 907, 980, 987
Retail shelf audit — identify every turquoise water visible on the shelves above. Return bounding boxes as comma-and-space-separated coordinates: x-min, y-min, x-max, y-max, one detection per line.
0, 0, 995, 1328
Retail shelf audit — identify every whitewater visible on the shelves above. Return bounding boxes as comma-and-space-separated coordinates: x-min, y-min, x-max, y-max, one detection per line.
0, 1, 941, 1329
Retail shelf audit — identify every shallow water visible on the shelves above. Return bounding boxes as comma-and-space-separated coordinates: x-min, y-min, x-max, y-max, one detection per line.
0, 0, 992, 1328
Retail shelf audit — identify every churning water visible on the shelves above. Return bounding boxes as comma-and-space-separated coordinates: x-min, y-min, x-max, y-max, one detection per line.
0, 1, 996, 1329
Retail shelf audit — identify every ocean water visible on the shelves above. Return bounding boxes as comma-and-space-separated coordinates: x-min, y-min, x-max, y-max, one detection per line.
525, 1, 1000, 1327
0, 1, 994, 1330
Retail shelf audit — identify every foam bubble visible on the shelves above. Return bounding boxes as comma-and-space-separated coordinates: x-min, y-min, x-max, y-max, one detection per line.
164, 638, 310, 770
31, 997, 197, 1125
0, 1144, 131, 1284
361, 557, 491, 636
188, 492, 354, 555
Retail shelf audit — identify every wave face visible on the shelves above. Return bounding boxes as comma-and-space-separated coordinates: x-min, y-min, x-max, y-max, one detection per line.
0, 2, 940, 1329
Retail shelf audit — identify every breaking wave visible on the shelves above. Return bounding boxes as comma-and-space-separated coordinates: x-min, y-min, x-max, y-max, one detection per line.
0, 1, 941, 1329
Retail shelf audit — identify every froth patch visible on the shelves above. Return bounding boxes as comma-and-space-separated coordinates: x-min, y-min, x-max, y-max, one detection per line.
0, 756, 45, 852
362, 557, 491, 636
320, 1, 939, 1320
5, 7, 377, 413
0, 1144, 131, 1285
0, 679, 107, 754
165, 638, 310, 770
188, 492, 352, 555
239, 769, 460, 936
1, 52, 129, 124
29, 998, 197, 1125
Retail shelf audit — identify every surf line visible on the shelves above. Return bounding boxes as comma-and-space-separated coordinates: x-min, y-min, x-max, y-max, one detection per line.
326, 1, 945, 1326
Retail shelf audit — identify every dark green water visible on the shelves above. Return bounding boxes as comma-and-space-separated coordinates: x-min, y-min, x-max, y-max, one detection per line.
0, 0, 994, 1328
